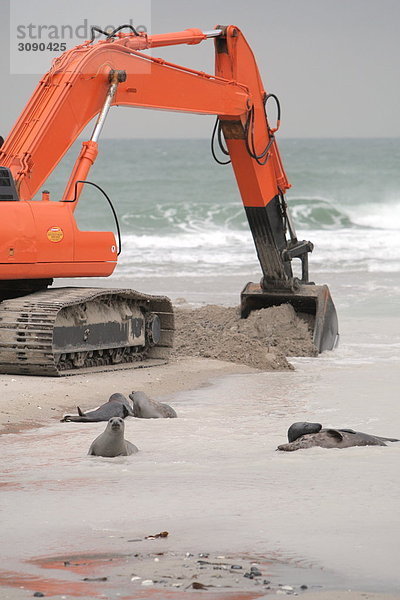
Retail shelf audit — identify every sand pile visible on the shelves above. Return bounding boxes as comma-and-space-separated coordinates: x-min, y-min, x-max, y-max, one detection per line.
173, 303, 317, 371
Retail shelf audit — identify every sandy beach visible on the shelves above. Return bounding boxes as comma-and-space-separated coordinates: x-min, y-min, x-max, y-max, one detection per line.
0, 356, 253, 435
1, 353, 399, 600
0, 300, 316, 435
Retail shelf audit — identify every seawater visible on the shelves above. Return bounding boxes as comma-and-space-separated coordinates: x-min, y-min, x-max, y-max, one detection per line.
1, 361, 399, 592
42, 138, 400, 284
1, 138, 399, 593
50, 137, 400, 327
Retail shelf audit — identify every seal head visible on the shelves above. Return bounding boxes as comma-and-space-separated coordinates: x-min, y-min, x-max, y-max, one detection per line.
287, 422, 322, 442
88, 417, 139, 457
129, 391, 177, 418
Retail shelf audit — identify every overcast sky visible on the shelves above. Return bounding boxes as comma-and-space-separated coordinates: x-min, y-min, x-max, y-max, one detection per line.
1, 0, 399, 139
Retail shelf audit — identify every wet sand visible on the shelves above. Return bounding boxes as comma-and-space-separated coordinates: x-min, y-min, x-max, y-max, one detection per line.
0, 356, 254, 434
2, 552, 400, 600
1, 356, 399, 600
0, 299, 317, 433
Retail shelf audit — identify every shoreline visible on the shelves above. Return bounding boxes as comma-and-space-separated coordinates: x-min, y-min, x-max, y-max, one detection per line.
1, 358, 399, 600
0, 356, 255, 435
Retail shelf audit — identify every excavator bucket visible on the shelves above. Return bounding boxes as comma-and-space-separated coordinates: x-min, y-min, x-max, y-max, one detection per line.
240, 281, 339, 353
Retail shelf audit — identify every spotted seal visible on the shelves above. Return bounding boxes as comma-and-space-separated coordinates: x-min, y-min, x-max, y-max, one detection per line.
88, 417, 139, 457
129, 391, 177, 418
278, 421, 399, 451
61, 393, 135, 422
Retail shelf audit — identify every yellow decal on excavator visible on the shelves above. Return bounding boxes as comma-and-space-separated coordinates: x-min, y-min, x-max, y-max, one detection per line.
47, 226, 64, 242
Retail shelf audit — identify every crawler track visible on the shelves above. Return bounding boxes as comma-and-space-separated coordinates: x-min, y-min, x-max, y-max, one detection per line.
0, 287, 174, 376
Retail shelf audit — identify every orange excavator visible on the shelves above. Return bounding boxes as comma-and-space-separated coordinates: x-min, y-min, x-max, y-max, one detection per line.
0, 24, 338, 376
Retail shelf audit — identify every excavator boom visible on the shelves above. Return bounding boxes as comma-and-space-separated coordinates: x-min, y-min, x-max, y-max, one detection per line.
0, 25, 338, 375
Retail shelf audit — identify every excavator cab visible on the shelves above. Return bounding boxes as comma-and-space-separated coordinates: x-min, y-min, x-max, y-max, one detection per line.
0, 167, 19, 201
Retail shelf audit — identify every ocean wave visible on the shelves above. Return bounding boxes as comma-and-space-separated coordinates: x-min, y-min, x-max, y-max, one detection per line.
117, 196, 400, 235
120, 228, 254, 251
116, 196, 358, 234
288, 196, 354, 229
118, 200, 247, 234
49, 138, 400, 237
115, 225, 400, 278
74, 181, 400, 235
288, 197, 400, 231
118, 231, 258, 276
346, 201, 400, 230
302, 228, 400, 272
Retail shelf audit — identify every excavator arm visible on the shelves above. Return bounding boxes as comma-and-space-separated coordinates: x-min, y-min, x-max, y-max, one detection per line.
1, 28, 251, 201
0, 25, 338, 375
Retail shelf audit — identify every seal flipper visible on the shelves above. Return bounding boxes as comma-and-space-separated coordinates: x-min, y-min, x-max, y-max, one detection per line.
60, 413, 88, 422
77, 406, 85, 417
369, 435, 399, 443
122, 405, 133, 419
325, 429, 344, 441
338, 429, 399, 442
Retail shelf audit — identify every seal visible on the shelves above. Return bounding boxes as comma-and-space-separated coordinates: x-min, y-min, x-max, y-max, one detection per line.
88, 417, 139, 457
278, 421, 399, 451
129, 391, 177, 418
61, 393, 135, 422
287, 421, 322, 442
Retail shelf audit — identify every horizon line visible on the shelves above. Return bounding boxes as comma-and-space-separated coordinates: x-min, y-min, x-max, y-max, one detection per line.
92, 136, 400, 141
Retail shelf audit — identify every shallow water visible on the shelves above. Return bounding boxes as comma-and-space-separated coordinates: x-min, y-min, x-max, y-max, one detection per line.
1, 334, 399, 594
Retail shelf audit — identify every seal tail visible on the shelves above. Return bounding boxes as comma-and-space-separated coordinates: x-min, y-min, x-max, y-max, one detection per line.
60, 415, 89, 422
60, 406, 89, 422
